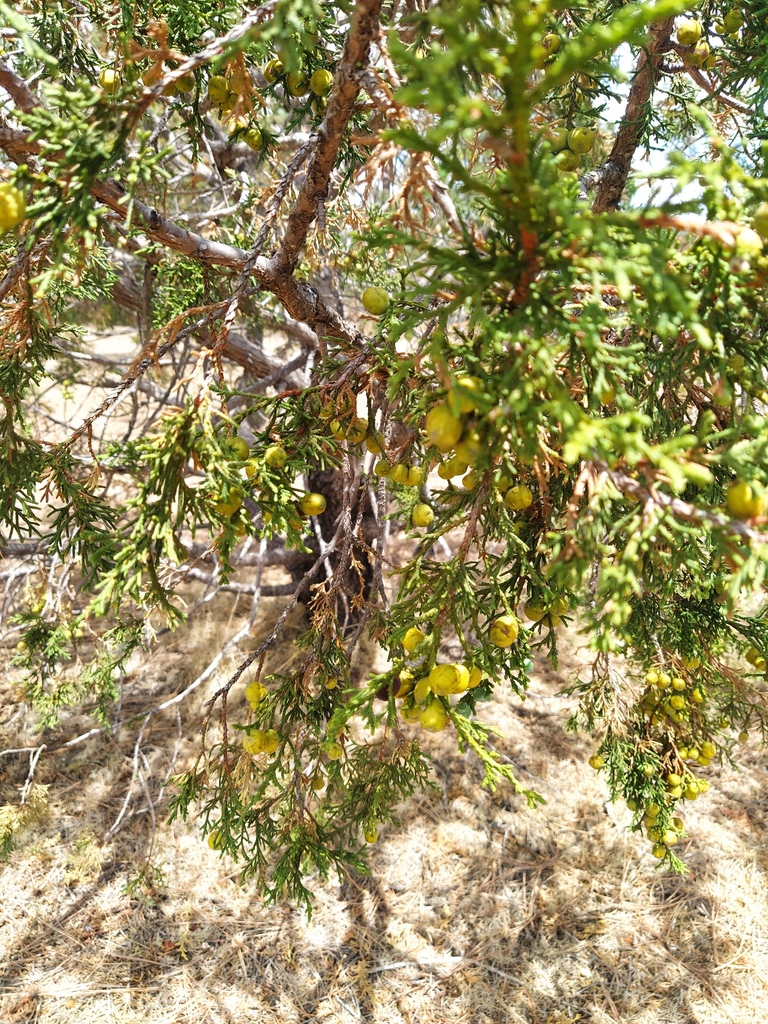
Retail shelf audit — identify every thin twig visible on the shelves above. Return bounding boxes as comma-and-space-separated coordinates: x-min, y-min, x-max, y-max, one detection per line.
104, 714, 152, 838
355, 65, 463, 237
204, 521, 347, 713
19, 745, 46, 803
63, 304, 225, 447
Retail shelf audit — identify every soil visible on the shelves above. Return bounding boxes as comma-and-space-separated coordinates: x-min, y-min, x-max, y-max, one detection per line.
1, 597, 767, 1024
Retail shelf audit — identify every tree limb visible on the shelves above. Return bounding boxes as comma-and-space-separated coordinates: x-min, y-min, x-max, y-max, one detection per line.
0, 127, 368, 351
272, 0, 384, 275
0, 114, 39, 162
685, 65, 751, 116
591, 18, 675, 213
0, 62, 39, 112
88, 178, 252, 268
0, 12, 371, 356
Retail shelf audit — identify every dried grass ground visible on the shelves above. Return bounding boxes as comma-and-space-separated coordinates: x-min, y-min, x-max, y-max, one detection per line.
2, 594, 767, 1024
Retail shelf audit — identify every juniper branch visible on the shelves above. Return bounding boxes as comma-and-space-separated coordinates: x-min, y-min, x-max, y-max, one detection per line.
590, 18, 675, 213
272, 0, 384, 275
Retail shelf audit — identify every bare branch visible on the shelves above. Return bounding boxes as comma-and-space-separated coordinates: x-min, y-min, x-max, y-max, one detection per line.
0, 540, 52, 558
185, 566, 294, 596
0, 114, 39, 162
636, 212, 753, 247
63, 306, 225, 446
591, 18, 675, 213
685, 65, 751, 116
89, 179, 252, 268
223, 331, 308, 384
356, 47, 464, 237
104, 714, 151, 838
0, 62, 40, 112
208, 131, 318, 361
204, 516, 349, 713
273, 0, 384, 274
20, 745, 46, 804
261, 311, 319, 349
0, 239, 33, 301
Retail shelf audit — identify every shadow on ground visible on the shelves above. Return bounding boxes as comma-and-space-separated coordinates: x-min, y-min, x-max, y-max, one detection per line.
1, 607, 767, 1024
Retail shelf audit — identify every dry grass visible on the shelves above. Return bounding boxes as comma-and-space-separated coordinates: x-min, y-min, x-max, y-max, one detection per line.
2, 596, 767, 1024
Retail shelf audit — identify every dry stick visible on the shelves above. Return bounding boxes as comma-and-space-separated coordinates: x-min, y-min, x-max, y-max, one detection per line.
260, 311, 319, 349
354, 63, 463, 237
272, 0, 385, 275
245, 536, 269, 633
105, 713, 152, 838
19, 744, 46, 803
185, 566, 293, 596
171, 539, 302, 569
62, 304, 226, 447
137, 747, 158, 861
589, 17, 676, 214
226, 348, 311, 414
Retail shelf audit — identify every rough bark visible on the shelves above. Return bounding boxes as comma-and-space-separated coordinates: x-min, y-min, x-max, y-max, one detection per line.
591, 18, 675, 214
273, 0, 384, 276
290, 468, 378, 616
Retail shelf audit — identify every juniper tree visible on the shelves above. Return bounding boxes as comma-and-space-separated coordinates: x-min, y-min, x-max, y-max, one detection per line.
1, 0, 768, 909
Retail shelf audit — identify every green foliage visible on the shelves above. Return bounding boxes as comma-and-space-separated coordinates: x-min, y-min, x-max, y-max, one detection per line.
2, 0, 768, 908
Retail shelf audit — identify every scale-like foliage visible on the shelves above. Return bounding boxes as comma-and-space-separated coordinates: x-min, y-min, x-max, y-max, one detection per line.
1, 0, 767, 908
